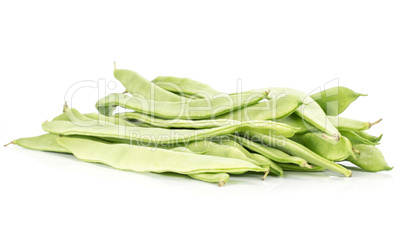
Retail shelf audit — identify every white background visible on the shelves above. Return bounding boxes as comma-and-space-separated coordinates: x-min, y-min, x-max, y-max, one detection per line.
1, 1, 401, 224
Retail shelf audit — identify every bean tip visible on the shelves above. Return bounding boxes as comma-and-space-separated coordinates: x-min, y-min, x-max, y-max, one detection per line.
369, 118, 382, 128
262, 169, 270, 180
218, 180, 226, 187
4, 140, 15, 147
63, 101, 68, 112
303, 162, 313, 169
352, 148, 360, 154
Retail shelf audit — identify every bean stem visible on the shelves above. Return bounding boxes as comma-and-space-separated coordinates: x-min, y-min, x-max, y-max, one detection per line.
262, 169, 270, 180
369, 118, 382, 128
4, 140, 15, 147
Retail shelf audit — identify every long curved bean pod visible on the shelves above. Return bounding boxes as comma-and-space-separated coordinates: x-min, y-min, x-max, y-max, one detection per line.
11, 134, 233, 186
153, 77, 304, 122
152, 77, 337, 138
211, 137, 283, 175
42, 119, 299, 145
188, 173, 230, 186
84, 112, 138, 127
152, 76, 220, 99
291, 132, 355, 161
310, 86, 367, 116
277, 114, 381, 134
327, 116, 381, 132
247, 153, 283, 176
57, 136, 267, 174
347, 144, 393, 172
275, 113, 314, 133
182, 140, 260, 166
353, 131, 383, 143
12, 133, 70, 153
53, 108, 139, 127
229, 135, 310, 168
340, 131, 379, 146
114, 97, 302, 128
115, 111, 242, 129
213, 138, 260, 162
244, 131, 352, 177
243, 87, 340, 140
114, 68, 184, 102
96, 91, 268, 119
215, 94, 302, 122
277, 163, 325, 172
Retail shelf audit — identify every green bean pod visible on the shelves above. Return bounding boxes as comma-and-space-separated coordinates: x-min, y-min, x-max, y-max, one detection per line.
115, 96, 302, 128
327, 116, 382, 132
42, 118, 299, 145
96, 92, 267, 119
229, 135, 310, 168
277, 163, 325, 172
215, 94, 302, 122
310, 86, 367, 116
57, 136, 267, 174
12, 133, 70, 153
251, 87, 341, 140
353, 131, 383, 143
188, 173, 230, 186
247, 154, 283, 176
209, 137, 282, 176
11, 133, 234, 185
291, 132, 355, 161
340, 131, 379, 146
152, 76, 338, 139
185, 140, 260, 166
347, 144, 393, 172
115, 111, 243, 129
152, 76, 220, 99
277, 114, 381, 134
114, 68, 184, 102
245, 131, 352, 177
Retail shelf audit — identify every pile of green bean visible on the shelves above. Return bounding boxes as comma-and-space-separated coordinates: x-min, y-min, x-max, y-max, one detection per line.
6, 65, 392, 186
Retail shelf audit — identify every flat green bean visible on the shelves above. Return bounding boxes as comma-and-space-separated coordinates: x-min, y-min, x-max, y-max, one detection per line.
341, 131, 379, 146
152, 76, 220, 99
11, 133, 233, 186
210, 137, 283, 176
57, 136, 267, 174
353, 131, 383, 143
229, 135, 310, 168
277, 114, 381, 134
186, 140, 260, 166
244, 131, 352, 177
291, 132, 355, 161
114, 68, 184, 102
188, 173, 230, 186
277, 163, 325, 172
114, 96, 302, 128
114, 111, 242, 129
96, 92, 268, 119
42, 118, 298, 145
154, 77, 334, 137
152, 77, 339, 139
327, 116, 382, 132
12, 133, 70, 153
53, 108, 138, 127
310, 86, 367, 116
347, 144, 393, 172
215, 94, 302, 122
250, 87, 341, 140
